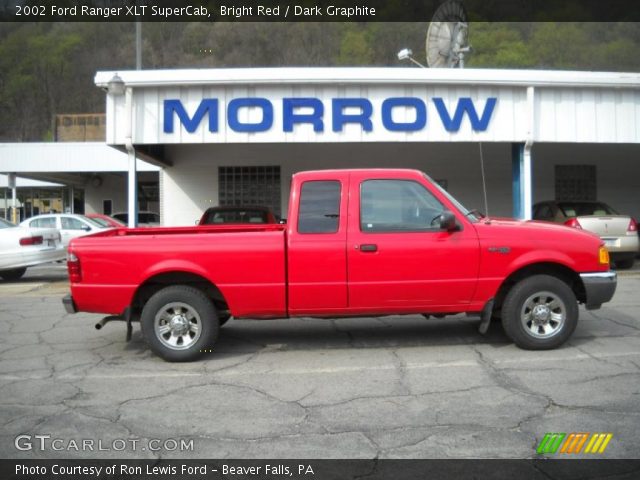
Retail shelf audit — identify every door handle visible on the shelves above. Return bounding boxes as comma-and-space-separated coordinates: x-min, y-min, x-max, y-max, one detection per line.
359, 244, 378, 252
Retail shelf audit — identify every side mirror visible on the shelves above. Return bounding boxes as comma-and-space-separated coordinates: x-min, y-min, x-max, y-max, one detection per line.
82, 225, 92, 232
439, 211, 458, 232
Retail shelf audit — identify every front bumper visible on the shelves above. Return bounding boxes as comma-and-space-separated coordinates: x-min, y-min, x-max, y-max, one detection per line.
62, 294, 77, 314
580, 271, 617, 310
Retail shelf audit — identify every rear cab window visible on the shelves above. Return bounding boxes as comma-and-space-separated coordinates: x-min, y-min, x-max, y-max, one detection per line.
297, 181, 341, 234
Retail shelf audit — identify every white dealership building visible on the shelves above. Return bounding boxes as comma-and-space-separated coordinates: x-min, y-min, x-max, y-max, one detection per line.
2, 67, 640, 225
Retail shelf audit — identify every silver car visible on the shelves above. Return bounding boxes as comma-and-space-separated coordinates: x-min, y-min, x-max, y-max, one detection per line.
20, 214, 109, 247
533, 201, 639, 269
0, 217, 65, 281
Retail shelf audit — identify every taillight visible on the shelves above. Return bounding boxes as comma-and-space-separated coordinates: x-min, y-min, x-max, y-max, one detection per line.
67, 252, 82, 283
599, 246, 610, 266
564, 218, 582, 229
628, 218, 638, 233
19, 236, 43, 246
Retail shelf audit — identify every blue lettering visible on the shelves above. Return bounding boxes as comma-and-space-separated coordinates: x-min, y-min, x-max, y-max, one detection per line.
433, 97, 497, 132
332, 98, 373, 132
163, 99, 218, 133
381, 98, 427, 132
283, 98, 324, 132
163, 96, 497, 135
228, 98, 273, 132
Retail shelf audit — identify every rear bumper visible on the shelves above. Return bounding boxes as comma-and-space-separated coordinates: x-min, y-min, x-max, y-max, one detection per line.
580, 271, 617, 310
62, 294, 77, 314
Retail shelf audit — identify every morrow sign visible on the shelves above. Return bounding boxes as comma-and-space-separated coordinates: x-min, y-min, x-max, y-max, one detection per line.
163, 97, 498, 134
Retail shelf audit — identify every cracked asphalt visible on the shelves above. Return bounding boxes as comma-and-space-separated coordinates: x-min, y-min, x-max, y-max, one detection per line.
1, 264, 639, 459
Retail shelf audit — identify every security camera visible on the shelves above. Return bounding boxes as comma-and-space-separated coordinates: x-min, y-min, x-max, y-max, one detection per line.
397, 48, 413, 61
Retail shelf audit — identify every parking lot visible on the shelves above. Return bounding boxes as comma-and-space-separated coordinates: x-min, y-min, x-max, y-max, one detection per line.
0, 264, 639, 459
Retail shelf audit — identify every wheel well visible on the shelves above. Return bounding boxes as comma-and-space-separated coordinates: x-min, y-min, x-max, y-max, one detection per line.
131, 272, 229, 317
493, 263, 585, 315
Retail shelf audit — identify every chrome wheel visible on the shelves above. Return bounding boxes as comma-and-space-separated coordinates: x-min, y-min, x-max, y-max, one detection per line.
520, 291, 566, 339
154, 302, 202, 350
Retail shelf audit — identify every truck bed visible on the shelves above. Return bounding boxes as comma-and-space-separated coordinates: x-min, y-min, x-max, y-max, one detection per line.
69, 225, 287, 317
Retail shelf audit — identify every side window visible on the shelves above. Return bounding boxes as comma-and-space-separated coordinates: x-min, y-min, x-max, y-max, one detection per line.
61, 217, 87, 230
298, 181, 341, 234
31, 217, 56, 228
360, 180, 445, 233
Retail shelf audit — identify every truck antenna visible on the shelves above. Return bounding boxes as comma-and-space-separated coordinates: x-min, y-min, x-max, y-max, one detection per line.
479, 142, 490, 221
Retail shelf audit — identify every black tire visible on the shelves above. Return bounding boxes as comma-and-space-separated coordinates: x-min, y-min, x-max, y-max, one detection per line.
615, 258, 634, 269
140, 285, 219, 362
501, 275, 578, 350
0, 267, 27, 281
218, 314, 231, 327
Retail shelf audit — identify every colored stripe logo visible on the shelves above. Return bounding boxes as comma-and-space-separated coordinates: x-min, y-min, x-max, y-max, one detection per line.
537, 433, 613, 455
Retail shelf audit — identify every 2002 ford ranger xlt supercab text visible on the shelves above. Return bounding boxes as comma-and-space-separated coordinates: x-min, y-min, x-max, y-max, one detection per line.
63, 169, 617, 361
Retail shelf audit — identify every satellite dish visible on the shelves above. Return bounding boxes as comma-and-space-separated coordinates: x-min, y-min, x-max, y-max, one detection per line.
426, 0, 471, 68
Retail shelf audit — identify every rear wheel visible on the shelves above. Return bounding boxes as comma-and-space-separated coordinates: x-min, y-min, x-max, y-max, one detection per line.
501, 275, 578, 350
615, 258, 634, 269
0, 267, 27, 281
141, 285, 219, 362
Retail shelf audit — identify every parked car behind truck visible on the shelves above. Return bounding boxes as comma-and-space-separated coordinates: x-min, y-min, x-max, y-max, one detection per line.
63, 169, 617, 361
0, 217, 65, 281
198, 206, 277, 225
533, 200, 639, 269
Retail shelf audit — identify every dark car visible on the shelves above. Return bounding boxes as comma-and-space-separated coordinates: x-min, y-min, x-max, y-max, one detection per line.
112, 211, 160, 227
198, 206, 277, 225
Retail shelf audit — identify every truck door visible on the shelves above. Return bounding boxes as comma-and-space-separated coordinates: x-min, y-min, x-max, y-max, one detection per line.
287, 173, 349, 315
347, 172, 480, 313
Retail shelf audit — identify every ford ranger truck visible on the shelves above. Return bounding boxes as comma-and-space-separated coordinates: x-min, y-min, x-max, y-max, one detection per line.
63, 169, 617, 362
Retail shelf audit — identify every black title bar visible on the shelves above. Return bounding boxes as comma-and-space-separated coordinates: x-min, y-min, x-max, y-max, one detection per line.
2, 0, 640, 22
3, 459, 640, 480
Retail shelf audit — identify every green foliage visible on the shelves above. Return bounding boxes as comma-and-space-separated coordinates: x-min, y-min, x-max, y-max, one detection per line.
1, 21, 639, 141
336, 25, 374, 65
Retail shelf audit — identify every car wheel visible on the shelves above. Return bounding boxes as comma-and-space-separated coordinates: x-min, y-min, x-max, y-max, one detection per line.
0, 267, 27, 281
615, 258, 634, 269
140, 285, 219, 362
501, 275, 578, 350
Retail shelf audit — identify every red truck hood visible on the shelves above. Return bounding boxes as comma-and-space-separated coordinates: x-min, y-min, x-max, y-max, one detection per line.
481, 217, 601, 241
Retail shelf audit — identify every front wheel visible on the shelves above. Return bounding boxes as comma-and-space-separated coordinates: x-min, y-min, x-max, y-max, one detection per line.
501, 275, 578, 350
141, 285, 219, 362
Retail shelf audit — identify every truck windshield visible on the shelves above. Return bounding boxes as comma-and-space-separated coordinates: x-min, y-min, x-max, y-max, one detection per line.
423, 174, 479, 223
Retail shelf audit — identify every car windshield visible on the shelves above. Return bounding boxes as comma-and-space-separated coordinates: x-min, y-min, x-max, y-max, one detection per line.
76, 215, 105, 228
0, 218, 16, 229
90, 217, 110, 227
557, 202, 618, 217
424, 174, 479, 222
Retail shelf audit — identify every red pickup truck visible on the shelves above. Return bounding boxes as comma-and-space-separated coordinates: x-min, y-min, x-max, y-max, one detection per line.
63, 169, 616, 361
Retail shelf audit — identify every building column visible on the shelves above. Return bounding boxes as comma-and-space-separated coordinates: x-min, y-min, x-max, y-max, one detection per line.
512, 143, 533, 220
8, 173, 17, 223
68, 185, 74, 214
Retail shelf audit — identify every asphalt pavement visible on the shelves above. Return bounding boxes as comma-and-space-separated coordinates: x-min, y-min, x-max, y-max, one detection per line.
0, 263, 639, 459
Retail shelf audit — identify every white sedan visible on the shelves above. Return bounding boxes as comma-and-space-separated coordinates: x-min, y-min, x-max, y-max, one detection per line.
0, 217, 66, 281
20, 213, 110, 247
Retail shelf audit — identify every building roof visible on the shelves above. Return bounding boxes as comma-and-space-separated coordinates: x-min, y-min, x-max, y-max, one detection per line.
95, 67, 640, 90
0, 143, 160, 173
